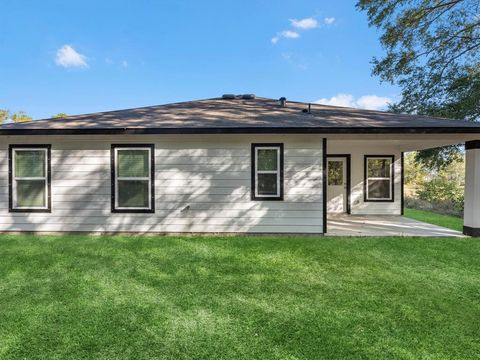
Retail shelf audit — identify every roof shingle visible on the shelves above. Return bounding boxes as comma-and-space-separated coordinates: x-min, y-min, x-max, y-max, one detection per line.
1, 97, 479, 134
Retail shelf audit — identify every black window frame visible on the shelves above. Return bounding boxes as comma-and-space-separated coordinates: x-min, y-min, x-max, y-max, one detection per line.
111, 144, 155, 213
9, 144, 52, 213
364, 155, 395, 202
251, 143, 284, 201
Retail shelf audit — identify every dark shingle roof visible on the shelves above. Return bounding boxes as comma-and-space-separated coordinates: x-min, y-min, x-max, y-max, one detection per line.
1, 97, 479, 134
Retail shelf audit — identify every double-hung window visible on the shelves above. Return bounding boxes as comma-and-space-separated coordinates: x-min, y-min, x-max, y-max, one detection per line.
251, 144, 284, 200
111, 144, 155, 213
9, 145, 51, 212
364, 155, 394, 202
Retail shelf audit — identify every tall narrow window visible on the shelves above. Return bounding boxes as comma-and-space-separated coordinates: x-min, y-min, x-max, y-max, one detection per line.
9, 145, 51, 212
111, 144, 154, 213
364, 155, 394, 202
251, 144, 283, 200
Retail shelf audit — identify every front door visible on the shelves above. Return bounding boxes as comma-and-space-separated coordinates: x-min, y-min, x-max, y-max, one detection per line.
327, 157, 347, 213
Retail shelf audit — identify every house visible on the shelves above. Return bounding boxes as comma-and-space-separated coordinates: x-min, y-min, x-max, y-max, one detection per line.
1, 95, 479, 235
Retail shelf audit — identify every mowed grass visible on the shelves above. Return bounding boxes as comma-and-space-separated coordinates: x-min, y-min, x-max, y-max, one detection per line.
404, 208, 464, 232
1, 235, 479, 359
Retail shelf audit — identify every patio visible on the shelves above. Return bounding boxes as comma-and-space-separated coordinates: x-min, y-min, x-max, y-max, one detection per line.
327, 214, 465, 237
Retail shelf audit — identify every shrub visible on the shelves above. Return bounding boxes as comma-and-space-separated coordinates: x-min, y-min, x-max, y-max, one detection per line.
405, 197, 463, 217
417, 179, 464, 213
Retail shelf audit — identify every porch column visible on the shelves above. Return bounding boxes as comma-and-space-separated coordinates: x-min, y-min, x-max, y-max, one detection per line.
464, 141, 480, 236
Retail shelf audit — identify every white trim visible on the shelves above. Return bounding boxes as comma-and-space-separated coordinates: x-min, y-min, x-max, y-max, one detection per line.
365, 157, 392, 201
254, 146, 281, 198
114, 147, 152, 210
12, 148, 49, 209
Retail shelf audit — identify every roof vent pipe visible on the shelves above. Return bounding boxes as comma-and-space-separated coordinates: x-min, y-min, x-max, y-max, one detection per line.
279, 97, 287, 107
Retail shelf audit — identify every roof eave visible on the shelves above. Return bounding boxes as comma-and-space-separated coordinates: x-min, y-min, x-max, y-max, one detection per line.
0, 126, 480, 135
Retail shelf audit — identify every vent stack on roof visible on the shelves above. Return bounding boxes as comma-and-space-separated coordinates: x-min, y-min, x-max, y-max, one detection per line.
222, 94, 236, 99
222, 94, 256, 100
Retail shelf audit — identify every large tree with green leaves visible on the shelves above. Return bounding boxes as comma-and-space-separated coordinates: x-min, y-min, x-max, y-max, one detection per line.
357, 0, 480, 169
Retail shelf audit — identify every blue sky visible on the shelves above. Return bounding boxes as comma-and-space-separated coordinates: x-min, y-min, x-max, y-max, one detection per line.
1, 0, 398, 120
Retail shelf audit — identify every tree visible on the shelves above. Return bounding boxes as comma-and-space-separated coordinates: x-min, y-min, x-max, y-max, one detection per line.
357, 0, 480, 170
0, 109, 32, 123
0, 109, 10, 123
10, 111, 32, 122
404, 152, 428, 188
51, 113, 68, 118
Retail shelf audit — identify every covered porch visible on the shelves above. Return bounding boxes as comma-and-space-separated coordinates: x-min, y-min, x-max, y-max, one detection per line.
326, 214, 464, 237
325, 134, 480, 237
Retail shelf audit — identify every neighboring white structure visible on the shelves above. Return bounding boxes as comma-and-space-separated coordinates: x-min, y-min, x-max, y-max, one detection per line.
0, 96, 479, 235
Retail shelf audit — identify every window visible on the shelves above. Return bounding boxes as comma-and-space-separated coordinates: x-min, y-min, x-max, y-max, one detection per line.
251, 144, 283, 200
111, 144, 154, 213
364, 155, 394, 202
327, 160, 344, 186
9, 145, 51, 212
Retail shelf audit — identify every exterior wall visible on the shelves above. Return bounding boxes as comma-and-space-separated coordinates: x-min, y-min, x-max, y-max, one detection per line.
464, 146, 480, 234
0, 134, 324, 234
327, 140, 402, 215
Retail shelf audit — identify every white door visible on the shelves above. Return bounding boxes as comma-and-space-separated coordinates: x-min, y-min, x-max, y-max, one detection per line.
327, 157, 347, 213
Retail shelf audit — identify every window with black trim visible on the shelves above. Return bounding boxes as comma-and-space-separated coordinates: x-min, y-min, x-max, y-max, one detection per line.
364, 155, 394, 202
251, 144, 284, 200
9, 145, 51, 212
111, 144, 155, 213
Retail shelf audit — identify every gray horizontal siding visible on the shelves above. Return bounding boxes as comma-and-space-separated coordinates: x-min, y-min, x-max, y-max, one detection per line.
0, 134, 324, 233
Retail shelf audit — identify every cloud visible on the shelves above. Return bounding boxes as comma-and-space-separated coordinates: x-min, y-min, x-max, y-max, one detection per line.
271, 30, 300, 44
290, 17, 318, 29
281, 30, 300, 39
316, 94, 355, 108
55, 45, 88, 68
355, 95, 392, 110
315, 93, 392, 110
121, 60, 128, 68
272, 15, 335, 44
324, 17, 335, 25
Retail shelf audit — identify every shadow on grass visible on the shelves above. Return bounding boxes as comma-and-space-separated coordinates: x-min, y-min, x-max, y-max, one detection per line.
1, 235, 480, 359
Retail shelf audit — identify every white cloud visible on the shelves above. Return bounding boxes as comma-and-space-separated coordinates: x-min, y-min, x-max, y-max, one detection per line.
315, 93, 392, 110
55, 45, 88, 68
290, 17, 318, 29
271, 30, 300, 44
324, 17, 335, 25
316, 93, 355, 108
356, 95, 392, 110
280, 30, 300, 39
121, 60, 128, 68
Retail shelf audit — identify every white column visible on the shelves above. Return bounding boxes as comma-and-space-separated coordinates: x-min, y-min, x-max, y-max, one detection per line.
464, 141, 480, 236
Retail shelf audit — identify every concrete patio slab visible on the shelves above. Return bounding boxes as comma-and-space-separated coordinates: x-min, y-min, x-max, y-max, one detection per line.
327, 214, 465, 237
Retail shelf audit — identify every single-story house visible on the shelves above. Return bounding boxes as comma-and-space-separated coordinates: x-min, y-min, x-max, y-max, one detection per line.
1, 95, 479, 235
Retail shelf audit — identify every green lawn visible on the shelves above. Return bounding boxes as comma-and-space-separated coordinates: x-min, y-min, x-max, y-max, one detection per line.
1, 235, 479, 359
404, 208, 464, 232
